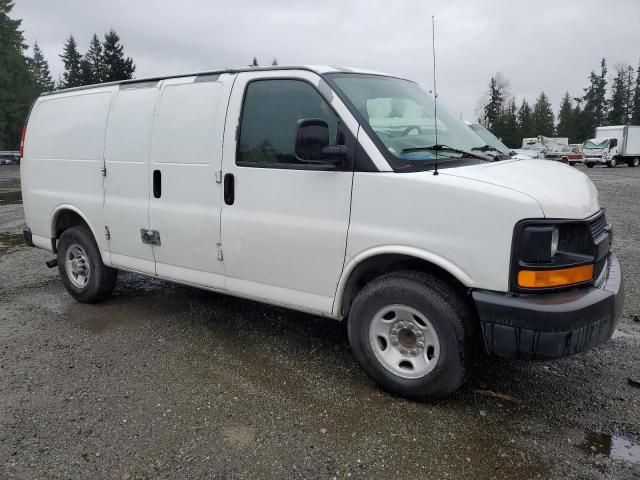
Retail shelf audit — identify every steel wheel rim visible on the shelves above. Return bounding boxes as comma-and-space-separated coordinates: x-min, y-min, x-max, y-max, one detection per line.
369, 304, 441, 379
65, 244, 90, 289
633, 158, 639, 167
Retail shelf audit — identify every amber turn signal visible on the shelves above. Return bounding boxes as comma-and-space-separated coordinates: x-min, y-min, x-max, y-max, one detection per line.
517, 264, 594, 288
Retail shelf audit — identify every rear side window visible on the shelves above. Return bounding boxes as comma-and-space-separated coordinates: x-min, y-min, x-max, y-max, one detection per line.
237, 79, 338, 167
28, 92, 112, 160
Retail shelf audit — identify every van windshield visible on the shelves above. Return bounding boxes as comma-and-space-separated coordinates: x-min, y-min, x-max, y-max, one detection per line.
326, 73, 486, 170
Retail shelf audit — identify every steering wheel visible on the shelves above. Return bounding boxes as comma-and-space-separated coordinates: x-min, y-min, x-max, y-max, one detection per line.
401, 126, 423, 136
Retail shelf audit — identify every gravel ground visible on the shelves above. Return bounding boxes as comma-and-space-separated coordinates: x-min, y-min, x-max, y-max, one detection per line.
1, 163, 639, 479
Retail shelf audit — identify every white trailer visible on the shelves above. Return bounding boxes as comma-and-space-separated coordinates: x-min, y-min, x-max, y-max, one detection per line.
583, 125, 640, 168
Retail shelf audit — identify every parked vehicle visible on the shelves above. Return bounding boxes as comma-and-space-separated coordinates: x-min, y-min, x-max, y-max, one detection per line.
522, 136, 569, 150
465, 122, 532, 160
583, 126, 640, 168
20, 66, 623, 399
544, 145, 583, 166
513, 147, 544, 159
0, 151, 20, 165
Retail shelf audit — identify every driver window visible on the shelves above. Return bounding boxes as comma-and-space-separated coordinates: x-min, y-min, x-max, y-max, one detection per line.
237, 79, 338, 167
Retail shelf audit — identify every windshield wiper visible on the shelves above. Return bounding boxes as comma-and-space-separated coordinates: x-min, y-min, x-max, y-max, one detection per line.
401, 144, 487, 160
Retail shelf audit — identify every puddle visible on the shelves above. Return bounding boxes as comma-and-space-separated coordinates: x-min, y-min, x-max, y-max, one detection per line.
0, 233, 23, 251
0, 189, 22, 205
578, 431, 640, 464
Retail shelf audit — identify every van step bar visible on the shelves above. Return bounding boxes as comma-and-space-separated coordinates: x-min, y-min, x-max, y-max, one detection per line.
45, 258, 58, 268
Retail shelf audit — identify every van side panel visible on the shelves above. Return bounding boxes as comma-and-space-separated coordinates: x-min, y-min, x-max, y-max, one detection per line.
103, 85, 159, 274
22, 88, 115, 254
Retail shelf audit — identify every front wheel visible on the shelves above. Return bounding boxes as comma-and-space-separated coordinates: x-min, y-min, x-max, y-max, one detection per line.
607, 158, 617, 168
57, 226, 117, 303
586, 163, 594, 168
347, 271, 477, 399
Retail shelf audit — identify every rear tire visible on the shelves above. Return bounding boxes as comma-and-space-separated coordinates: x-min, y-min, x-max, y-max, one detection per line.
347, 271, 477, 399
569, 161, 576, 167
628, 157, 639, 168
586, 163, 594, 168
57, 226, 117, 303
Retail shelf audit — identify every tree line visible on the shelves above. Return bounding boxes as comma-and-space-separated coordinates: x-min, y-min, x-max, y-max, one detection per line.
479, 59, 640, 148
0, 0, 135, 149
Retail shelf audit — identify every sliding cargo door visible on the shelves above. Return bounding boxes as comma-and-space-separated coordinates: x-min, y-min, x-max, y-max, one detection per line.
147, 76, 231, 290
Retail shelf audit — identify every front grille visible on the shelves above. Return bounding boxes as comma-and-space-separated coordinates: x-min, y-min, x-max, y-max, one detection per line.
588, 211, 608, 242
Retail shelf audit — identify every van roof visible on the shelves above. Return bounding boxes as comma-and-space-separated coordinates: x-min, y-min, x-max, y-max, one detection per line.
42, 65, 394, 96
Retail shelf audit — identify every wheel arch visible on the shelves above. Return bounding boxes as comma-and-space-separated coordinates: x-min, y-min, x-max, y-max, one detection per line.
50, 205, 100, 254
334, 247, 474, 318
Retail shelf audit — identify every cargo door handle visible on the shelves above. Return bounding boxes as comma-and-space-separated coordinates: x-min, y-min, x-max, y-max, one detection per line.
153, 170, 161, 198
224, 173, 234, 205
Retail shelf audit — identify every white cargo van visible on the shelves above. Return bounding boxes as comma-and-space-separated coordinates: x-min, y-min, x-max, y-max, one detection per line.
20, 66, 623, 399
583, 125, 640, 168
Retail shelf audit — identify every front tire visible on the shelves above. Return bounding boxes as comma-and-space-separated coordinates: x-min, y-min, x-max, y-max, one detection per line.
57, 226, 117, 303
347, 271, 477, 399
586, 163, 594, 168
607, 158, 617, 168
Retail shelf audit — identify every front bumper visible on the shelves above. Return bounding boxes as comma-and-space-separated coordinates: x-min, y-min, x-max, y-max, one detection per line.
584, 157, 607, 164
472, 252, 624, 360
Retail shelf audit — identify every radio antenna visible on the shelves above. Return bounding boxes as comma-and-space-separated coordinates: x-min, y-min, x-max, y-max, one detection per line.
432, 15, 439, 176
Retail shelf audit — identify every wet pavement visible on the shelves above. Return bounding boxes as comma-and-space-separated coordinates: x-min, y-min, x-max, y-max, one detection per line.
1, 164, 639, 479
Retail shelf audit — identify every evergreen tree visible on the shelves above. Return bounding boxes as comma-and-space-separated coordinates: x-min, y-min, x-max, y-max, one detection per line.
580, 58, 608, 137
0, 0, 38, 149
250, 56, 259, 67
83, 33, 104, 84
572, 99, 590, 143
271, 58, 278, 66
532, 92, 555, 136
79, 57, 94, 85
608, 65, 627, 125
28, 41, 54, 92
481, 74, 510, 131
624, 65, 634, 124
102, 30, 135, 82
60, 35, 82, 88
517, 99, 534, 141
556, 92, 576, 142
496, 98, 518, 148
632, 61, 640, 124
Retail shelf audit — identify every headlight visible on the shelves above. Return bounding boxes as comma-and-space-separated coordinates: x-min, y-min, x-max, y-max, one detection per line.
602, 152, 608, 159
511, 221, 596, 291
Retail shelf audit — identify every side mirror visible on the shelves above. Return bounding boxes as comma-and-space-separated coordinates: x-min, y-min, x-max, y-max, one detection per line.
295, 118, 345, 164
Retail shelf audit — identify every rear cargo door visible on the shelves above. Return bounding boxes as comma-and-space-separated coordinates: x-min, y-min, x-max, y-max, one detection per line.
103, 83, 159, 274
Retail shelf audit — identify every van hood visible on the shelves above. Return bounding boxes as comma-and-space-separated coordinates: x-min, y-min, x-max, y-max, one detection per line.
442, 159, 599, 219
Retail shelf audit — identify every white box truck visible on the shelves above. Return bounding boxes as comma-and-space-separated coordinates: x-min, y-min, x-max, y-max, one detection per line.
583, 125, 640, 168
20, 66, 623, 399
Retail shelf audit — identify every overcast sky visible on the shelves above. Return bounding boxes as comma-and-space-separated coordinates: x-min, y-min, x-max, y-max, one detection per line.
14, 0, 640, 120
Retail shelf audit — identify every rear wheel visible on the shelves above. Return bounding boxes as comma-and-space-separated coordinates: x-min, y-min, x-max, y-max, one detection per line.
586, 162, 594, 168
347, 271, 477, 399
57, 226, 117, 303
628, 157, 639, 168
